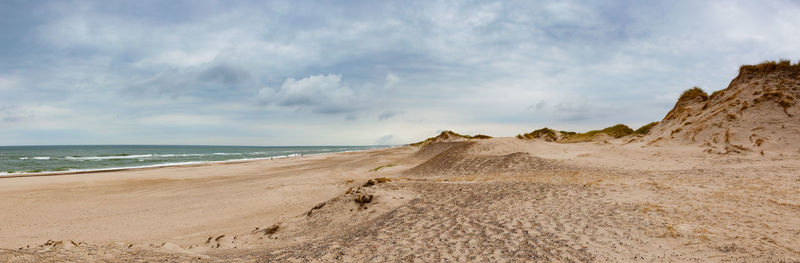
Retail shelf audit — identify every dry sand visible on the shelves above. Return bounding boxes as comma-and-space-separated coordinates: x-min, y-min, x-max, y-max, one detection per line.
1, 137, 799, 262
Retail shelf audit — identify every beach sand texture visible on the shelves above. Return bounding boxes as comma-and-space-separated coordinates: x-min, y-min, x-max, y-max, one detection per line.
1, 137, 799, 262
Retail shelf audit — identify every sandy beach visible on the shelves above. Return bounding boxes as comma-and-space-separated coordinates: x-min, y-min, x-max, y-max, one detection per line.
1, 136, 799, 262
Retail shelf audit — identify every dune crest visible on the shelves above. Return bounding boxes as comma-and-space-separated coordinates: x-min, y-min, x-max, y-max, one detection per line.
644, 60, 800, 154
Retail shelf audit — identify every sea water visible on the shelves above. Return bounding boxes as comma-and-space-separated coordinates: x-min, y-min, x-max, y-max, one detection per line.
0, 145, 386, 175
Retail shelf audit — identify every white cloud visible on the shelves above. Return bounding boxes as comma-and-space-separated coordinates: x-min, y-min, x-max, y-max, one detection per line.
133, 50, 219, 68
385, 73, 400, 89
258, 73, 399, 116
259, 74, 359, 114
0, 76, 16, 91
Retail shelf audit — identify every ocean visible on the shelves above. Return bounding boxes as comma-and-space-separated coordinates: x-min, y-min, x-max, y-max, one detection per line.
0, 145, 386, 175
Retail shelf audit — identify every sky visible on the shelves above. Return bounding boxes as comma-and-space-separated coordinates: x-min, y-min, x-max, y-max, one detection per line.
1, 0, 799, 146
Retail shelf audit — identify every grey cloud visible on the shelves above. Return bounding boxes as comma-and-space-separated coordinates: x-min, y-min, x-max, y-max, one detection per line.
259, 74, 392, 116
198, 64, 250, 85
551, 96, 621, 122
2, 116, 24, 122
0, 105, 32, 123
553, 97, 594, 121
378, 110, 404, 120
526, 100, 546, 111
123, 61, 254, 99
124, 68, 189, 98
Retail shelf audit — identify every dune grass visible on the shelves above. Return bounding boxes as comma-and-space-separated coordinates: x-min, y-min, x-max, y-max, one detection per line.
560, 124, 634, 143
375, 177, 392, 183
709, 89, 725, 100
583, 124, 634, 138
410, 130, 492, 147
370, 164, 397, 172
635, 122, 658, 135
518, 124, 638, 143
362, 177, 392, 187
470, 134, 492, 139
739, 59, 800, 76
678, 87, 709, 102
517, 128, 557, 141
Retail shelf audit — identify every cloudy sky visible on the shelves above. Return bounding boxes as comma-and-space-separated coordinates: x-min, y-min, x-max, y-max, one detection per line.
1, 0, 799, 146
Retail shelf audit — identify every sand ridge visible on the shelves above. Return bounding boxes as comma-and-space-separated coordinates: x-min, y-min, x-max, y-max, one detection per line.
644, 62, 800, 155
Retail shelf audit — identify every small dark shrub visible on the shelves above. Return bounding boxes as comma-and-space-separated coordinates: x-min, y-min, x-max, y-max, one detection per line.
678, 87, 709, 102
354, 194, 373, 205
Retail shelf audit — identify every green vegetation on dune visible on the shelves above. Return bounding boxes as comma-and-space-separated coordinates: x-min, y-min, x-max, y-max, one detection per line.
559, 130, 577, 136
517, 128, 557, 141
709, 89, 724, 100
370, 164, 397, 172
678, 87, 709, 102
739, 59, 800, 76
559, 124, 634, 143
518, 124, 637, 143
470, 134, 492, 139
635, 122, 658, 135
582, 124, 634, 138
410, 130, 492, 147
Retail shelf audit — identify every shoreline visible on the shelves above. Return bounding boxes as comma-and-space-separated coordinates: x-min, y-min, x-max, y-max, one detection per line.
0, 145, 398, 179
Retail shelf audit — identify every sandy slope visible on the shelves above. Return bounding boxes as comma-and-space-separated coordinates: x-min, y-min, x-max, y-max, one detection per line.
0, 147, 416, 252
1, 137, 799, 262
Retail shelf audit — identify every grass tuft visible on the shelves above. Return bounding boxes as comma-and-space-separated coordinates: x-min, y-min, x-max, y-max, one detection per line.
584, 124, 634, 138
517, 128, 558, 141
370, 164, 397, 172
678, 87, 709, 103
263, 224, 280, 235
354, 194, 374, 205
470, 134, 492, 139
363, 177, 392, 187
374, 177, 392, 183
739, 59, 800, 77
634, 122, 658, 135
559, 124, 634, 142
410, 131, 492, 147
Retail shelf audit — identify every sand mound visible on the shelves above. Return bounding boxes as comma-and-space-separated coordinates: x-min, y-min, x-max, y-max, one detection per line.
299, 179, 415, 237
406, 140, 570, 176
409, 131, 490, 147
516, 128, 564, 141
517, 125, 640, 143
644, 60, 800, 154
411, 141, 467, 160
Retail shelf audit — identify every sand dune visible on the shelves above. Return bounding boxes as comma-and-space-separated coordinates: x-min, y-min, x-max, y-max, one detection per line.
644, 61, 800, 155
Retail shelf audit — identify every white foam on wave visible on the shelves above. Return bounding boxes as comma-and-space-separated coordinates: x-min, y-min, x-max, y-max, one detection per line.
1, 153, 309, 176
18, 157, 51, 160
2, 146, 391, 177
63, 152, 260, 161
66, 154, 154, 160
